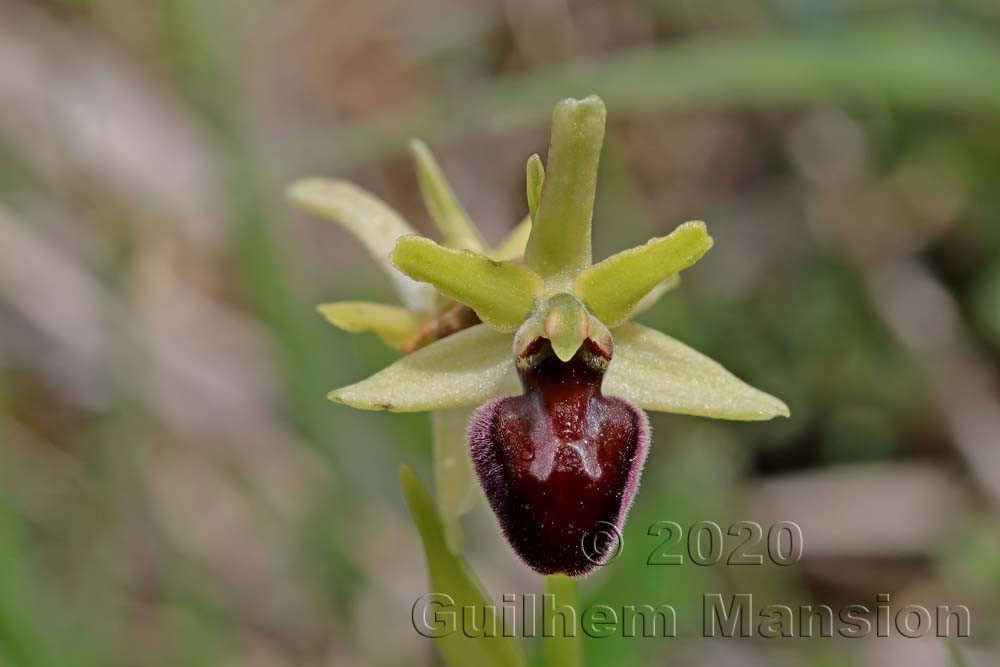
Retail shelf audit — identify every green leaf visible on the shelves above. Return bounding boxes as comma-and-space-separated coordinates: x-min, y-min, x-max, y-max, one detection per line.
604, 323, 789, 420
409, 139, 486, 251
575, 222, 712, 327
391, 236, 543, 331
295, 23, 1000, 171
543, 575, 582, 667
329, 324, 518, 411
490, 216, 532, 262
526, 153, 544, 222
400, 466, 528, 667
316, 302, 423, 349
433, 407, 480, 554
946, 639, 969, 667
287, 178, 436, 312
524, 96, 606, 286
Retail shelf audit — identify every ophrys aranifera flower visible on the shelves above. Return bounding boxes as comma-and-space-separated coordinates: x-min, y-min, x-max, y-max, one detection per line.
291, 95, 788, 576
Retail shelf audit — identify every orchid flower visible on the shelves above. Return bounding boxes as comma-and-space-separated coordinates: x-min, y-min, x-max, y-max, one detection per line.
290, 96, 788, 577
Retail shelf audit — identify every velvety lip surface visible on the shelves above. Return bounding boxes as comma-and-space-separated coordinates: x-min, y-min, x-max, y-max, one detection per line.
470, 340, 650, 576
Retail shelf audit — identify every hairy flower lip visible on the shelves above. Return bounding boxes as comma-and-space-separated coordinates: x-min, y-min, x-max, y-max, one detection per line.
470, 339, 650, 575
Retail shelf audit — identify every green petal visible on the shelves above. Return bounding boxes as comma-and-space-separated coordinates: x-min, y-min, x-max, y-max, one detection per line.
288, 178, 436, 312
391, 236, 543, 331
525, 153, 544, 222
329, 324, 518, 411
490, 216, 532, 262
316, 301, 423, 349
574, 221, 713, 326
401, 466, 528, 667
524, 96, 606, 286
409, 139, 486, 252
433, 407, 480, 554
604, 323, 789, 420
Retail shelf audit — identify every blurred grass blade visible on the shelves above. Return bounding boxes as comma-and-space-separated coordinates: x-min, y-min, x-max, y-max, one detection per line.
299, 22, 1000, 169
317, 302, 424, 349
391, 236, 542, 331
574, 221, 712, 326
401, 466, 528, 667
543, 575, 582, 667
433, 408, 480, 554
0, 498, 53, 667
288, 178, 437, 312
491, 216, 532, 262
946, 639, 969, 667
604, 323, 789, 420
410, 139, 486, 251
524, 96, 605, 285
526, 153, 544, 222
330, 324, 518, 411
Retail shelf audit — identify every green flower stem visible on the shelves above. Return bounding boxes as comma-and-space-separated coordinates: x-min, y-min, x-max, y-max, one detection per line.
432, 408, 481, 554
401, 467, 528, 667
543, 575, 582, 667
525, 97, 606, 287
525, 153, 544, 222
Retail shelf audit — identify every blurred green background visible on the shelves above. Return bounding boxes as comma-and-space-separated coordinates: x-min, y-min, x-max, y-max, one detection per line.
1, 0, 1000, 665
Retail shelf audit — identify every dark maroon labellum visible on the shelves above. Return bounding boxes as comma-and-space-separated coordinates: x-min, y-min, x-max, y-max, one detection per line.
469, 338, 650, 576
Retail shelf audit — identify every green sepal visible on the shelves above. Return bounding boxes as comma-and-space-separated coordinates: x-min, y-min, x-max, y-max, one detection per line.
524, 96, 606, 286
287, 178, 436, 312
604, 323, 789, 420
490, 216, 532, 262
329, 324, 518, 411
401, 466, 528, 667
391, 236, 543, 331
410, 139, 486, 251
575, 221, 713, 326
317, 301, 423, 349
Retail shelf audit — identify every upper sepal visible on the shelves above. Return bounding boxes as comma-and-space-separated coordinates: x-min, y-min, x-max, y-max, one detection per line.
524, 96, 606, 286
409, 139, 486, 252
